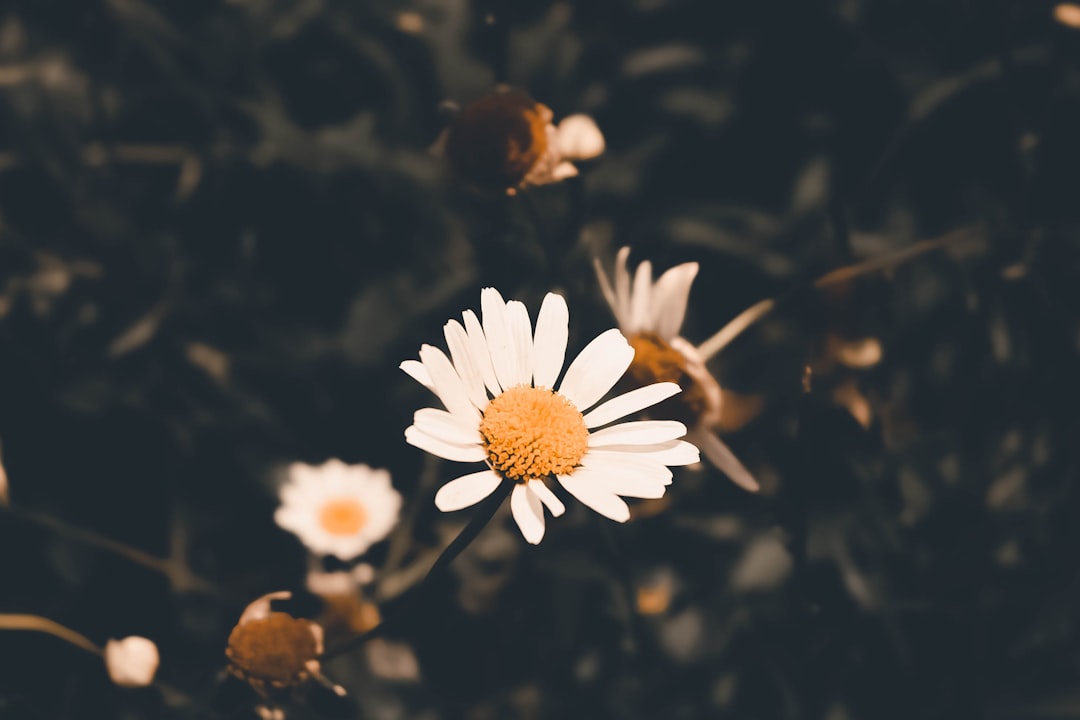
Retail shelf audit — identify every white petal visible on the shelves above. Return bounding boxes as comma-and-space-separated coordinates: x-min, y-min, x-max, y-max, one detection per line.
592, 257, 619, 321
434, 470, 503, 511
412, 408, 482, 446
582, 382, 682, 428
511, 483, 545, 544
463, 309, 501, 395
558, 328, 635, 411
506, 300, 533, 387
404, 425, 486, 463
588, 439, 701, 466
588, 420, 687, 447
482, 288, 518, 392
614, 247, 632, 328
558, 471, 631, 522
630, 260, 653, 333
650, 262, 698, 341
556, 114, 605, 160
692, 428, 760, 492
400, 360, 433, 390
581, 452, 671, 496
532, 293, 569, 389
420, 345, 481, 424
550, 161, 578, 181
527, 479, 565, 517
444, 320, 488, 411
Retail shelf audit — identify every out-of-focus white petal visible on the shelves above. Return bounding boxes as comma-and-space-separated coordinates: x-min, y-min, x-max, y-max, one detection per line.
630, 260, 653, 333
463, 309, 501, 395
419, 345, 481, 425
550, 161, 579, 181
444, 320, 488, 411
400, 360, 433, 390
434, 470, 503, 511
405, 425, 486, 463
614, 247, 632, 328
511, 483, 545, 544
558, 329, 635, 411
691, 428, 760, 492
588, 420, 687, 447
527, 479, 566, 517
556, 114, 606, 160
412, 408, 482, 446
532, 293, 569, 389
583, 382, 681, 428
593, 257, 620, 322
650, 262, 699, 341
558, 472, 631, 522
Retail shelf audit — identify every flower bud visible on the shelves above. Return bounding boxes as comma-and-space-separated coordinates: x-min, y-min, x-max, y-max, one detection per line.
104, 636, 159, 688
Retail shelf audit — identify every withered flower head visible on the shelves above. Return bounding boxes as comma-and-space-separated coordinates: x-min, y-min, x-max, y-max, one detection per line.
225, 592, 326, 693
594, 247, 760, 493
437, 86, 604, 195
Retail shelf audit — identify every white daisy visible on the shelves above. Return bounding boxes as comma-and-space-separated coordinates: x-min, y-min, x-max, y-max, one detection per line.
401, 288, 700, 544
275, 460, 402, 561
593, 247, 760, 492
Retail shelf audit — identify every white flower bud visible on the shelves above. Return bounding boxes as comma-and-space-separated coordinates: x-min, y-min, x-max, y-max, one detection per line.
556, 114, 605, 160
104, 636, 159, 687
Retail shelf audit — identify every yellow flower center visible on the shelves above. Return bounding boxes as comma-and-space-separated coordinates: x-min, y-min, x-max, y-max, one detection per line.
318, 498, 368, 536
225, 612, 319, 687
479, 385, 589, 482
444, 90, 550, 190
626, 333, 708, 425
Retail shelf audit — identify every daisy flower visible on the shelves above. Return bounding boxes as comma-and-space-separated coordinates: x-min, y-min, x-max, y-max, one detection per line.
401, 288, 700, 545
593, 247, 760, 492
275, 460, 402, 561
434, 86, 605, 195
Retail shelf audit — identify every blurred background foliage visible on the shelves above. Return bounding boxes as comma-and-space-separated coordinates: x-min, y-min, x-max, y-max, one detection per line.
1, 0, 1079, 718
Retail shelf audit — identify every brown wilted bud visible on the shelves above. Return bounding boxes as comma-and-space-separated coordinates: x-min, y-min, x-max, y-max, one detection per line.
224, 591, 341, 700
436, 86, 602, 194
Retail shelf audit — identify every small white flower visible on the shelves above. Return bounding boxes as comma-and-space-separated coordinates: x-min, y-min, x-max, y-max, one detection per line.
401, 288, 700, 544
104, 636, 159, 688
556, 114, 606, 162
275, 461, 402, 561
594, 247, 760, 492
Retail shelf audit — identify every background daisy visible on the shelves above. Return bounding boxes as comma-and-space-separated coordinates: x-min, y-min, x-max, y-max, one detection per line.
275, 460, 402, 561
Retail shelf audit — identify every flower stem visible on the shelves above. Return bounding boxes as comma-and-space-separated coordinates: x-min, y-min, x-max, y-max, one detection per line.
321, 481, 513, 661
0, 614, 102, 655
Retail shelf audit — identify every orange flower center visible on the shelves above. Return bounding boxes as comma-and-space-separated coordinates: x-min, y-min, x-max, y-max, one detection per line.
626, 333, 708, 425
317, 498, 368, 536
444, 90, 550, 190
479, 385, 589, 482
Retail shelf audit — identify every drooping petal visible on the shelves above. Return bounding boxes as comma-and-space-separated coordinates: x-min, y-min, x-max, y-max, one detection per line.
558, 472, 631, 522
463, 309, 501, 395
592, 258, 619, 321
444, 320, 488, 411
405, 425, 486, 463
630, 260, 653, 333
527, 479, 565, 517
587, 439, 701, 466
505, 300, 533, 388
582, 382, 681, 428
511, 483, 545, 544
400, 360, 433, 390
532, 293, 569, 389
650, 262, 699, 341
419, 345, 481, 425
482, 288, 518, 392
558, 328, 635, 411
614, 247, 632, 329
434, 470, 503, 511
691, 427, 760, 492
412, 407, 482, 446
588, 420, 687, 447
